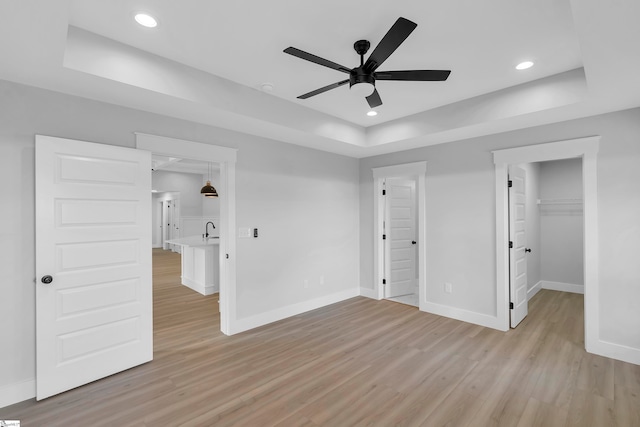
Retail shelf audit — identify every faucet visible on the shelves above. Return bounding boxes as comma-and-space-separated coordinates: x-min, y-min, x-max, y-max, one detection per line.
205, 221, 216, 238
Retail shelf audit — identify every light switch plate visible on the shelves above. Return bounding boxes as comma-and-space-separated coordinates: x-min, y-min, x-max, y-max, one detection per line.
238, 227, 251, 238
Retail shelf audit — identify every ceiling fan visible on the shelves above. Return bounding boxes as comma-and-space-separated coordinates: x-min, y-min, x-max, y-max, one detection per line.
283, 17, 451, 109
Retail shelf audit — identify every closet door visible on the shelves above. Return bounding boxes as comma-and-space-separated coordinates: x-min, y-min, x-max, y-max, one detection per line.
509, 165, 528, 327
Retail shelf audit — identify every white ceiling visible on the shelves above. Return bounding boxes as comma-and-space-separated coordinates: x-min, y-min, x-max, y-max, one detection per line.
152, 155, 217, 175
1, 0, 639, 158
66, 0, 582, 126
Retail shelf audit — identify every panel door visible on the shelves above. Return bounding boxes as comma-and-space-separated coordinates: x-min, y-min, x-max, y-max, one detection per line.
385, 177, 417, 298
35, 135, 152, 400
509, 165, 528, 327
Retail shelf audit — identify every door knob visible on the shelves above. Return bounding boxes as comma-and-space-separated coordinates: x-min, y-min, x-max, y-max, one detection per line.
41, 275, 53, 284
411, 241, 417, 245
525, 248, 532, 253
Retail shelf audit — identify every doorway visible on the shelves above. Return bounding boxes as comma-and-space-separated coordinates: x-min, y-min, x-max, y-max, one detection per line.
384, 176, 419, 307
373, 162, 426, 309
34, 133, 237, 400
136, 132, 238, 335
160, 198, 180, 251
508, 159, 585, 328
493, 136, 599, 353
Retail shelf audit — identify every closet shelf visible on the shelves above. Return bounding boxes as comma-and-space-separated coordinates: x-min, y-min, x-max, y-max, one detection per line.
537, 198, 583, 205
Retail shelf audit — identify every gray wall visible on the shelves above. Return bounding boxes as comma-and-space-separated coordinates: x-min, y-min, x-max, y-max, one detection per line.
152, 170, 204, 217
0, 80, 359, 400
359, 107, 640, 351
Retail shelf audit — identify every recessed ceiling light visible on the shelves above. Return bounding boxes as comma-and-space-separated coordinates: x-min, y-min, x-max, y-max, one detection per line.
134, 13, 158, 28
261, 83, 274, 93
516, 61, 534, 70
367, 110, 378, 117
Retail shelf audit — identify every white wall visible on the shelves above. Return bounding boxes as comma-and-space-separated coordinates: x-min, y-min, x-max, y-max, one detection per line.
359, 107, 640, 356
0, 80, 359, 406
152, 170, 203, 216
539, 158, 584, 287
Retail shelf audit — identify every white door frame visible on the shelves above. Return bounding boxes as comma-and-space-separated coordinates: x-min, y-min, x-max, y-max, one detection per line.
493, 136, 599, 352
373, 162, 426, 304
136, 133, 237, 336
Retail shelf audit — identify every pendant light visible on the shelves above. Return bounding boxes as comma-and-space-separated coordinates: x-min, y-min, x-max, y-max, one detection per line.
200, 162, 218, 198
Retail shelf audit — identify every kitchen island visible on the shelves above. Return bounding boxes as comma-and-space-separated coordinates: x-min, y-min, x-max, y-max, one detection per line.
165, 236, 220, 295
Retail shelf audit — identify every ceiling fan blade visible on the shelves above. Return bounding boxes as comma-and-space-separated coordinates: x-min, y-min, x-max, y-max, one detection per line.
284, 47, 351, 74
363, 17, 417, 73
366, 89, 383, 108
375, 70, 451, 81
297, 79, 350, 99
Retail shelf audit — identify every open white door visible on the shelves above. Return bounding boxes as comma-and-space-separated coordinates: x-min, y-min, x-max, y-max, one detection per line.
35, 135, 152, 400
384, 177, 417, 298
509, 165, 528, 327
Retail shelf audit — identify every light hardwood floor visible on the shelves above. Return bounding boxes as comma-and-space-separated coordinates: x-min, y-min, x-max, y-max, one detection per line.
2, 248, 639, 426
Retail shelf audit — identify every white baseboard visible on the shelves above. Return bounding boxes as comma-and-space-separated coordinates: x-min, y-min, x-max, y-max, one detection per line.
182, 277, 218, 296
420, 301, 505, 331
541, 280, 584, 294
588, 339, 640, 366
359, 287, 379, 299
203, 285, 218, 295
0, 379, 35, 409
230, 288, 359, 335
528, 281, 542, 300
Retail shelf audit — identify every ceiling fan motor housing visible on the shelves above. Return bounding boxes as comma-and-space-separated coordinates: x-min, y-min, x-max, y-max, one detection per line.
351, 39, 375, 89
350, 68, 375, 89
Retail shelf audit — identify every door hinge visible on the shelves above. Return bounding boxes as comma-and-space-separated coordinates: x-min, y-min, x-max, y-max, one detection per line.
382, 279, 386, 285
382, 234, 386, 240
509, 241, 513, 249
509, 302, 514, 309
382, 189, 386, 195
508, 180, 513, 188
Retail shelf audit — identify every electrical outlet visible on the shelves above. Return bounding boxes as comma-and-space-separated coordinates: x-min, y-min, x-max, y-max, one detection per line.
445, 282, 452, 293
304, 279, 309, 289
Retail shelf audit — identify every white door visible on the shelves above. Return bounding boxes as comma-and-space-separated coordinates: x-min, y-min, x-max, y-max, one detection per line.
35, 135, 152, 400
172, 199, 181, 253
509, 166, 528, 327
163, 200, 173, 251
384, 177, 417, 298
153, 200, 163, 248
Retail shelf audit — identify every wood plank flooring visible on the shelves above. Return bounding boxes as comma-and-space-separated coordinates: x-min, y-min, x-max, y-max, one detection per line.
2, 248, 639, 426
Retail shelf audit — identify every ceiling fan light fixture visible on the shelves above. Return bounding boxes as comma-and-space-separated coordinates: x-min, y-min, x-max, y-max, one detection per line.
350, 81, 375, 97
134, 13, 158, 28
516, 61, 534, 70
349, 71, 376, 97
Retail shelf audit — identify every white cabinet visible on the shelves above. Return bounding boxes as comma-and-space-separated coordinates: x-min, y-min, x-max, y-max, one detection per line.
166, 236, 219, 295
